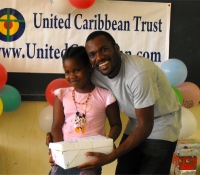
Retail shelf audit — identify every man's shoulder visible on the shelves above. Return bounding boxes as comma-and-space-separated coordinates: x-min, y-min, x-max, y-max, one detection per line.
121, 53, 151, 62
121, 53, 137, 59
92, 69, 104, 79
122, 53, 157, 71
91, 70, 108, 89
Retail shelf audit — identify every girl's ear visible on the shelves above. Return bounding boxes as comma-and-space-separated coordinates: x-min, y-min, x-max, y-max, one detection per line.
87, 64, 93, 73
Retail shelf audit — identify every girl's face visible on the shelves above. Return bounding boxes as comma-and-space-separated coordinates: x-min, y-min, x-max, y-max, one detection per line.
63, 58, 91, 93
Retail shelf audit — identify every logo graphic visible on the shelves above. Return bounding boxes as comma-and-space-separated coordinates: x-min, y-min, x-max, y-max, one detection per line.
0, 8, 25, 42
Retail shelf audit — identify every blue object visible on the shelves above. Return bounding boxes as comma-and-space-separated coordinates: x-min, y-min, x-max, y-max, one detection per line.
161, 58, 188, 87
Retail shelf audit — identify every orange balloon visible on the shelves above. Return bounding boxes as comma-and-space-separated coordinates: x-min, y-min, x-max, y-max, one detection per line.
45, 78, 71, 106
176, 82, 200, 108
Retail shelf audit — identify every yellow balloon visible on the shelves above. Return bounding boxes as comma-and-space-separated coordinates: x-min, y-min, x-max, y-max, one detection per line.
0, 99, 3, 116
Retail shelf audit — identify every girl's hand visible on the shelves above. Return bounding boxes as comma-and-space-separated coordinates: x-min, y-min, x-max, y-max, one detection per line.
46, 132, 53, 146
48, 149, 57, 167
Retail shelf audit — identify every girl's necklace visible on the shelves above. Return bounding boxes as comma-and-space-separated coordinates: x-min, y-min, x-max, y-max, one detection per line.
72, 89, 92, 105
72, 85, 93, 133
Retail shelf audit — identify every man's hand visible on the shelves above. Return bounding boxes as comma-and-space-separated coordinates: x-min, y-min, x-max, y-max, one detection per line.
78, 152, 111, 170
46, 132, 53, 146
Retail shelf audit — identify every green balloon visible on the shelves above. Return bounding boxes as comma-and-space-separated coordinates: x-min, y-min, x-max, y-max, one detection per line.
0, 85, 21, 112
172, 86, 183, 105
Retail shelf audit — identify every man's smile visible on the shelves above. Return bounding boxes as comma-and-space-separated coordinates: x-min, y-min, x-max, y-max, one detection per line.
98, 61, 109, 70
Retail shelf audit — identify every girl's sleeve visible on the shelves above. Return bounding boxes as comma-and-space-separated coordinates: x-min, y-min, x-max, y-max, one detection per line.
53, 88, 63, 101
105, 90, 116, 107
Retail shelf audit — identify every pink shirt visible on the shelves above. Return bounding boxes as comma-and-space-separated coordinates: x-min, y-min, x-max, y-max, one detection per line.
54, 86, 116, 141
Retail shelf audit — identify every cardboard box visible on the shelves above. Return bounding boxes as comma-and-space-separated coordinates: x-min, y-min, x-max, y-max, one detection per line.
171, 154, 197, 170
175, 139, 200, 156
49, 135, 113, 169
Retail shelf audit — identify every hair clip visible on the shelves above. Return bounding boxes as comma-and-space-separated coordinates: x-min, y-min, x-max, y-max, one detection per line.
71, 44, 78, 47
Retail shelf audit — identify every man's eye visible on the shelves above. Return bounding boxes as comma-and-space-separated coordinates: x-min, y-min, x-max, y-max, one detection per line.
102, 48, 107, 52
89, 53, 95, 58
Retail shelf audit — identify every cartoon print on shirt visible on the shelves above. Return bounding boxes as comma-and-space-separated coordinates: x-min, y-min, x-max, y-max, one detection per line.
74, 112, 86, 133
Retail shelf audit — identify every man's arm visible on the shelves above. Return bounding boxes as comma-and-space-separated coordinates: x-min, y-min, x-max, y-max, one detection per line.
106, 101, 122, 141
78, 105, 154, 169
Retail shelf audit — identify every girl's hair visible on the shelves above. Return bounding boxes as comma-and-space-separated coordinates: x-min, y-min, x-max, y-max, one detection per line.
62, 45, 90, 67
86, 31, 116, 45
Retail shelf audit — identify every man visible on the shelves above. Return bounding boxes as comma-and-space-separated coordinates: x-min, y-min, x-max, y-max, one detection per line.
78, 31, 181, 175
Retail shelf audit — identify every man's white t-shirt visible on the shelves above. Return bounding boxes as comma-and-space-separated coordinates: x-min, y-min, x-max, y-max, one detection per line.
91, 53, 181, 142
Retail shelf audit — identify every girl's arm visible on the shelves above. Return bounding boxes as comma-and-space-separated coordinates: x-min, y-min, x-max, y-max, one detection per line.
51, 96, 65, 142
106, 101, 122, 142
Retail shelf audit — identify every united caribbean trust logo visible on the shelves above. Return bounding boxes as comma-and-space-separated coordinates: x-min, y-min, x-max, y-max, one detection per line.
0, 8, 25, 42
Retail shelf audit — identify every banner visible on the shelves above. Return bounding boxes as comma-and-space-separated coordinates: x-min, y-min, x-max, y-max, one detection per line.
0, 0, 171, 73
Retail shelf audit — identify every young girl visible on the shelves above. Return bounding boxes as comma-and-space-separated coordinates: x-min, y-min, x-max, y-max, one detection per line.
48, 46, 122, 175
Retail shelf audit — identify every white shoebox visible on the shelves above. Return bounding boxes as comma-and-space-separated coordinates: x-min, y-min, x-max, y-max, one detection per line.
170, 167, 196, 175
49, 135, 113, 169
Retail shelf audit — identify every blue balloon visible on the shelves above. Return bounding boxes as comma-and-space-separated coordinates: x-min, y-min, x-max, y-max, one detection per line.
161, 58, 187, 86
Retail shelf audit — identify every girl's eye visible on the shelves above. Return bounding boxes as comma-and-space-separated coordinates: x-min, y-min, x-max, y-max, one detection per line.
65, 71, 70, 75
74, 69, 80, 73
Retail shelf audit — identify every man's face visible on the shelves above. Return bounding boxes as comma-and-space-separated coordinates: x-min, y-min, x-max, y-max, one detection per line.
85, 35, 121, 78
